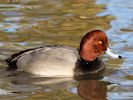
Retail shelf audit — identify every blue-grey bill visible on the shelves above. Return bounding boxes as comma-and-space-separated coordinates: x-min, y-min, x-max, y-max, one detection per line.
105, 47, 122, 59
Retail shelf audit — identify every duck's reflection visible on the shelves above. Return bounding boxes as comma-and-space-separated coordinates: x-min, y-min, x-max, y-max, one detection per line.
8, 67, 110, 100
7, 71, 109, 100
77, 79, 107, 100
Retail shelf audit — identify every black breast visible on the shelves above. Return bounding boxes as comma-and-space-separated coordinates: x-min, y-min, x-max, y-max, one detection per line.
74, 58, 105, 76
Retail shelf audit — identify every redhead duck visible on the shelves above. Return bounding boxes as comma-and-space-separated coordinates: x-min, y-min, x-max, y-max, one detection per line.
6, 30, 122, 77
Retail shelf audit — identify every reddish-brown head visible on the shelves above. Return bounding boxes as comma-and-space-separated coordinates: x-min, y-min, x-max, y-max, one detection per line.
79, 30, 109, 61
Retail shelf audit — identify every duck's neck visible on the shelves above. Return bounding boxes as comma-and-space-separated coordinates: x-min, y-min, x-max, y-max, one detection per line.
79, 57, 92, 65
79, 57, 98, 65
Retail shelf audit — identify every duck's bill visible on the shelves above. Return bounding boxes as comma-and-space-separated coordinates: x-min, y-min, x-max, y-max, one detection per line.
105, 47, 122, 59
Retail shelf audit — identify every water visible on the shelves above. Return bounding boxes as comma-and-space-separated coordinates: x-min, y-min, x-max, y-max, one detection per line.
0, 0, 133, 100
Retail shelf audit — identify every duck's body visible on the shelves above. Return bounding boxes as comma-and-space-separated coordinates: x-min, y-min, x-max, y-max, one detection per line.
7, 45, 80, 76
6, 30, 121, 77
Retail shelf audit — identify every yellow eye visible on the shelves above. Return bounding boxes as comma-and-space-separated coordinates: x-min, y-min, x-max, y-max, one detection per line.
98, 41, 103, 44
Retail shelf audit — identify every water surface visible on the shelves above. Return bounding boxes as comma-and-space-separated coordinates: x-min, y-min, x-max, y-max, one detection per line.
0, 0, 132, 100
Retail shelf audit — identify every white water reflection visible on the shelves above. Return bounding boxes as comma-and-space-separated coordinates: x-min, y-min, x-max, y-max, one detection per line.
0, 4, 21, 10
0, 89, 11, 95
0, 22, 20, 32
108, 92, 133, 100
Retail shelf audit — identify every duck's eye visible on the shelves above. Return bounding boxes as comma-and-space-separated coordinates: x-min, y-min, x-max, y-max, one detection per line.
98, 40, 103, 44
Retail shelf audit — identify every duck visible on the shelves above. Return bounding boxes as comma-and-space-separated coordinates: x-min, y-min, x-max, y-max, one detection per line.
6, 30, 122, 77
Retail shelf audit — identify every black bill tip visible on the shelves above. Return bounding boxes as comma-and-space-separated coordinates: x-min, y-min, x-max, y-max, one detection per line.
118, 55, 122, 59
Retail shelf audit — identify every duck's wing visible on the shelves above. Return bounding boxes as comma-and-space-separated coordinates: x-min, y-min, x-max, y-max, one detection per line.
6, 47, 44, 70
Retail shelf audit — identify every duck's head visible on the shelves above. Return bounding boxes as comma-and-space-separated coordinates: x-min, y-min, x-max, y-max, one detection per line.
79, 30, 122, 61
